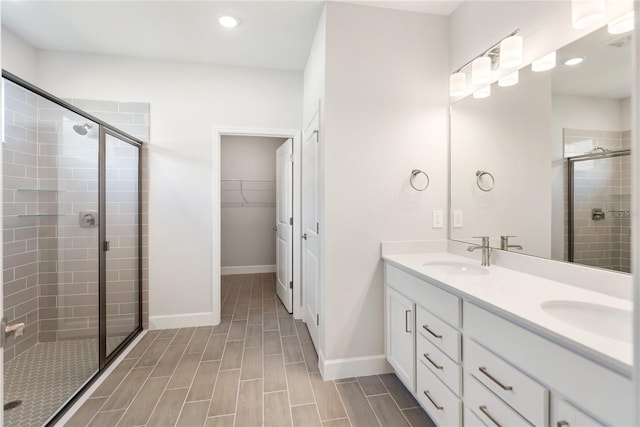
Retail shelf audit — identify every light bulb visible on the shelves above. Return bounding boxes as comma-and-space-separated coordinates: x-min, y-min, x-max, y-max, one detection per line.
532, 51, 556, 72
450, 72, 467, 97
499, 36, 523, 69
472, 57, 492, 85
498, 71, 519, 87
219, 16, 239, 28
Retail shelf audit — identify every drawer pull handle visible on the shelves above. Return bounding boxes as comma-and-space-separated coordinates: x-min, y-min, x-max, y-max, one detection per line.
423, 391, 443, 410
479, 367, 513, 391
423, 353, 443, 370
422, 324, 442, 339
557, 422, 570, 427
405, 310, 411, 333
479, 405, 502, 427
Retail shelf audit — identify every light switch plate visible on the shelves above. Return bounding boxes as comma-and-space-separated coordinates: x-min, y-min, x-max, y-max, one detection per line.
432, 210, 443, 228
453, 210, 463, 228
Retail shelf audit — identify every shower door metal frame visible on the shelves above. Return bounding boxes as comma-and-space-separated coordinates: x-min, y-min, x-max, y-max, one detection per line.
2, 69, 144, 425
99, 127, 144, 369
566, 148, 631, 263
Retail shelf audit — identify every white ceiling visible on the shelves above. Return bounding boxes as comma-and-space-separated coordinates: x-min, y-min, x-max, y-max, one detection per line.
552, 25, 632, 99
1, 0, 461, 72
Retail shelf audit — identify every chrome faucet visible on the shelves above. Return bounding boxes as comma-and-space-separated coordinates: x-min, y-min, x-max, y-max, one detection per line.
500, 235, 523, 251
467, 236, 492, 266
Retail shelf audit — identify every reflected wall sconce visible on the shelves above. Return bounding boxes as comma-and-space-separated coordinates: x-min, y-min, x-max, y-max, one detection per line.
608, 11, 635, 34
473, 85, 491, 99
449, 29, 521, 97
532, 51, 556, 72
498, 71, 519, 87
449, 72, 466, 97
571, 0, 606, 29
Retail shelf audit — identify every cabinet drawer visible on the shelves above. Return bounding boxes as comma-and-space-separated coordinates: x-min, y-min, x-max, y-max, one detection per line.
416, 305, 461, 362
551, 396, 602, 427
464, 407, 487, 427
417, 360, 462, 427
417, 333, 461, 396
465, 338, 548, 426
386, 265, 460, 327
465, 373, 533, 427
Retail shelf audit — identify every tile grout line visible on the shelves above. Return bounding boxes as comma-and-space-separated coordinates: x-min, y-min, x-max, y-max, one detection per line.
376, 374, 416, 427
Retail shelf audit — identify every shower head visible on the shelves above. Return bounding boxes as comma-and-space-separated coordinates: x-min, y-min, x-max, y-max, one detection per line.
73, 123, 92, 136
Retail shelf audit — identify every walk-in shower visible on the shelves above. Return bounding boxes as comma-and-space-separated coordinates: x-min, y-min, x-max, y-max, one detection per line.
2, 71, 143, 426
566, 143, 632, 273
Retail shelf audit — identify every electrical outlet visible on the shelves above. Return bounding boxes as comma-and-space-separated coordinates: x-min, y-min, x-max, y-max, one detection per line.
453, 210, 463, 228
432, 210, 443, 228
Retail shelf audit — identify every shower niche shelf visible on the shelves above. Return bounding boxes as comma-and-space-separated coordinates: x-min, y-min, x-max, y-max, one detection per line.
17, 214, 67, 217
16, 189, 66, 192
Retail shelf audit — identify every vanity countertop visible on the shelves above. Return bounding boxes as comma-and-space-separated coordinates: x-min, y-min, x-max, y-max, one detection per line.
382, 251, 632, 375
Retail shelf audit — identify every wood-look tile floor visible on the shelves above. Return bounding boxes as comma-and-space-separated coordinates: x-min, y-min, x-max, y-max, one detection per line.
66, 273, 435, 427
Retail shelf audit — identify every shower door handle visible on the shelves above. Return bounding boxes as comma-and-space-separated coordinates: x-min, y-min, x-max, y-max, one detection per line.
103, 241, 110, 251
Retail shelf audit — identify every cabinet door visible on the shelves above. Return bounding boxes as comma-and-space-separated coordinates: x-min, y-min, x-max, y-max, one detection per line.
386, 286, 415, 391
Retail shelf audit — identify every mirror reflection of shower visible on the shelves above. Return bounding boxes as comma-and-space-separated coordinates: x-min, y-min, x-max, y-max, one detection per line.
564, 128, 632, 273
73, 122, 92, 136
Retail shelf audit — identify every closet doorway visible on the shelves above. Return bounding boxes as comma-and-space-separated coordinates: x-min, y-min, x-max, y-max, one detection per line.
213, 128, 301, 320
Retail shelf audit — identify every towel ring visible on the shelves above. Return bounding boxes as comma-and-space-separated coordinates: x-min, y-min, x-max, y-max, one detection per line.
410, 169, 430, 191
476, 170, 495, 192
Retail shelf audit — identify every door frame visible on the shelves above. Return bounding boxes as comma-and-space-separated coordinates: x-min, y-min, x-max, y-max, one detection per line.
212, 127, 302, 322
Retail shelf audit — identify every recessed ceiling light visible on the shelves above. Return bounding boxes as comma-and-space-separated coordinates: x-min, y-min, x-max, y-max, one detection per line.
219, 16, 239, 28
564, 57, 584, 66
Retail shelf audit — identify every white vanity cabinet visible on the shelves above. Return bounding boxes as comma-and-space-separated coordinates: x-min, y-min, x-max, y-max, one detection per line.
385, 286, 415, 391
383, 260, 633, 427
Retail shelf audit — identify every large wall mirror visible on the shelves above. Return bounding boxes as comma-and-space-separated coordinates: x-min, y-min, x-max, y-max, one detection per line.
450, 19, 632, 273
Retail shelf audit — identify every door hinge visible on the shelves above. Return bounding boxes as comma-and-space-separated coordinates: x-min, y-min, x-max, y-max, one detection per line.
313, 129, 319, 142
289, 281, 293, 289
316, 222, 319, 234
103, 241, 110, 251
289, 217, 293, 226
316, 314, 319, 325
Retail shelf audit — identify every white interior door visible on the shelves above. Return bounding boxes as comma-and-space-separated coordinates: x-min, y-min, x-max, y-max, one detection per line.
275, 139, 293, 313
302, 119, 320, 349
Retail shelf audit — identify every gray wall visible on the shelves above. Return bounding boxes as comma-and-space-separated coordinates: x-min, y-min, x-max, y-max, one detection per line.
220, 135, 286, 270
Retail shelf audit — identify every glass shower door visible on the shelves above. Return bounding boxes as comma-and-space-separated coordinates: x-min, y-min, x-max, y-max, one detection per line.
103, 130, 140, 357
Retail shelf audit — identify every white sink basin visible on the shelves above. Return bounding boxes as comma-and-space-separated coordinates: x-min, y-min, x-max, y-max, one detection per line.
541, 300, 632, 343
422, 261, 489, 276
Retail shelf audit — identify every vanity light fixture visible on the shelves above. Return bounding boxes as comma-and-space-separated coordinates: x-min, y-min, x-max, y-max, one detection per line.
608, 11, 635, 34
498, 71, 519, 87
471, 57, 492, 85
532, 51, 556, 72
473, 85, 491, 99
219, 15, 239, 28
449, 72, 467, 97
571, 0, 605, 29
564, 57, 584, 66
499, 35, 523, 69
448, 29, 520, 97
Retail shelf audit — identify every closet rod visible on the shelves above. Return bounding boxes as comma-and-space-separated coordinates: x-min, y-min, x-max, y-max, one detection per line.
221, 178, 275, 182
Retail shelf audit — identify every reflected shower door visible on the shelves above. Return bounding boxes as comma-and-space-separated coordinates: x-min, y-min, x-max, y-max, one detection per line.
103, 130, 140, 356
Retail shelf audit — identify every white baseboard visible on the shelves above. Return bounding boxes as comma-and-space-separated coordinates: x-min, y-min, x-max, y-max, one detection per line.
149, 312, 215, 329
221, 265, 276, 275
320, 353, 393, 380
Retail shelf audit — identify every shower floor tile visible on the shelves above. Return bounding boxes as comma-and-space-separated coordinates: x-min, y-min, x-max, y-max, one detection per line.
4, 337, 125, 427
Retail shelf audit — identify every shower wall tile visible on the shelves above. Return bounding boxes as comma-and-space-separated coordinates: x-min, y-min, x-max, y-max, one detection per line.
3, 80, 40, 361
564, 128, 631, 273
